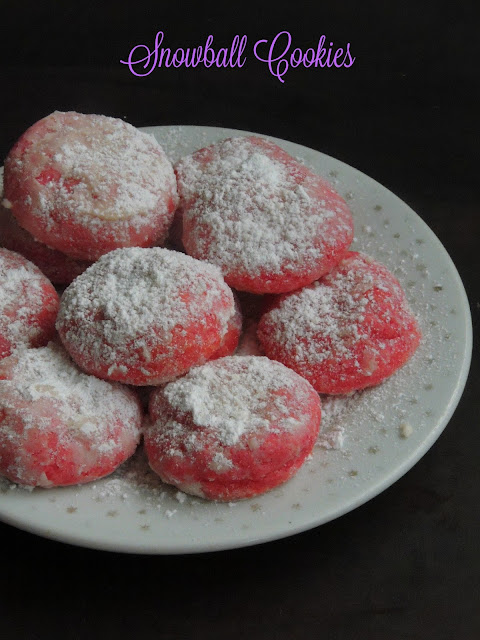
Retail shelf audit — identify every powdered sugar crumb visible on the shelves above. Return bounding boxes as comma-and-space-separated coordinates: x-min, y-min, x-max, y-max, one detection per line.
316, 394, 355, 449
399, 421, 413, 438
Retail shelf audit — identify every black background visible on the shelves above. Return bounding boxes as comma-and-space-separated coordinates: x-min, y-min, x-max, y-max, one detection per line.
1, 2, 479, 638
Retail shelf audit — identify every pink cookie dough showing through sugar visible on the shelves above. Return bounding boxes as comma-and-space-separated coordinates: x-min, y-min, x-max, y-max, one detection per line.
56, 247, 237, 386
3, 111, 179, 261
0, 343, 142, 488
258, 251, 422, 395
175, 136, 354, 294
0, 248, 59, 359
0, 201, 91, 284
208, 292, 242, 360
144, 356, 322, 501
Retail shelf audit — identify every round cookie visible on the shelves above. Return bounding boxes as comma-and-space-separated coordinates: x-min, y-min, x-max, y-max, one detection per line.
56, 247, 236, 386
175, 136, 354, 294
257, 251, 421, 394
0, 343, 142, 487
3, 111, 178, 261
145, 356, 322, 501
0, 202, 90, 284
0, 248, 59, 359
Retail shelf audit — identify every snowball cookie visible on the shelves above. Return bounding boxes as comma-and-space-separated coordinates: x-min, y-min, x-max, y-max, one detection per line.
145, 356, 322, 501
0, 202, 91, 284
0, 343, 142, 487
56, 247, 236, 386
0, 248, 59, 359
3, 111, 178, 261
175, 136, 354, 294
258, 251, 421, 394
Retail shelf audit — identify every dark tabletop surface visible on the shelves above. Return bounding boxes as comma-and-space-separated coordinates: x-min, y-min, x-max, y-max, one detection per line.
1, 2, 479, 639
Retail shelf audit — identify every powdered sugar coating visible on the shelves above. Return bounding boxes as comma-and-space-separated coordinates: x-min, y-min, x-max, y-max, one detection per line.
161, 356, 315, 446
0, 343, 142, 487
258, 251, 421, 394
176, 136, 354, 293
57, 247, 236, 385
0, 248, 59, 359
145, 356, 321, 500
0, 202, 91, 283
4, 111, 179, 260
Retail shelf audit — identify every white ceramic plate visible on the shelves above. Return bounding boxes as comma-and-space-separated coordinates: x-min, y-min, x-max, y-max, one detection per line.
0, 125, 472, 554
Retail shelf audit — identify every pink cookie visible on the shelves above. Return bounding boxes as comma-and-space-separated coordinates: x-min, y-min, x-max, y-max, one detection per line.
56, 247, 236, 386
175, 136, 354, 293
0, 202, 90, 284
0, 343, 142, 487
0, 248, 59, 359
4, 111, 178, 261
145, 356, 321, 501
258, 251, 422, 394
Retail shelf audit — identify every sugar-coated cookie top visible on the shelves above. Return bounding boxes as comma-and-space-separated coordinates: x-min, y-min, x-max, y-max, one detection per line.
0, 248, 58, 352
151, 355, 319, 447
259, 251, 417, 370
57, 247, 235, 369
6, 111, 177, 225
0, 343, 141, 453
176, 136, 353, 277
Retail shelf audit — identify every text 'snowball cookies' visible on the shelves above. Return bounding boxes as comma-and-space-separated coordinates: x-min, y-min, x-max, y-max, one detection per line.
3, 111, 179, 261
145, 356, 321, 501
258, 251, 421, 394
56, 247, 236, 386
175, 136, 354, 294
0, 343, 142, 487
0, 202, 91, 284
0, 248, 59, 359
